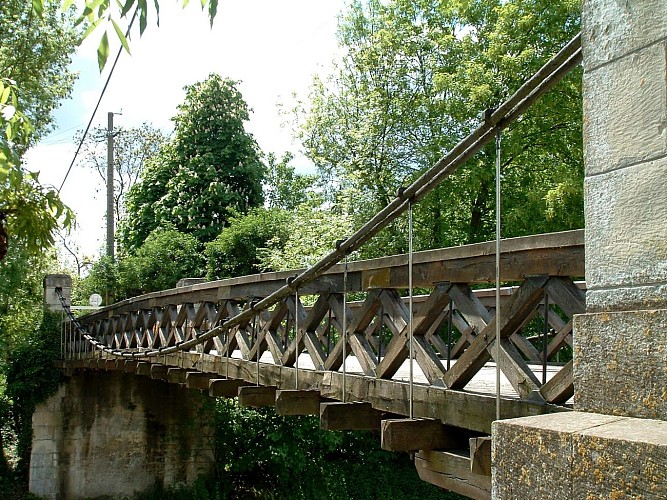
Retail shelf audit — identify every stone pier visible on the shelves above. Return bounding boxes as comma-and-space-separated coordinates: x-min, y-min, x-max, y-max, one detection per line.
29, 371, 215, 499
493, 1, 667, 498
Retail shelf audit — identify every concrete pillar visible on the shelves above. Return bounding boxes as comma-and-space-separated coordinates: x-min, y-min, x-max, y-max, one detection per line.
29, 371, 215, 499
43, 274, 72, 312
574, 0, 667, 420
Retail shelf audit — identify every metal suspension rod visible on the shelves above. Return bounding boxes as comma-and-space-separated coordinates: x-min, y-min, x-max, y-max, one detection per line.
342, 256, 348, 403
295, 288, 299, 390
495, 127, 502, 422
61, 34, 583, 359
542, 295, 549, 385
408, 201, 414, 420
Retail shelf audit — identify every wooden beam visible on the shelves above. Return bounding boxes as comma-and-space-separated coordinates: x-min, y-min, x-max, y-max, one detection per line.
150, 364, 168, 380
136, 361, 151, 376
415, 450, 491, 500
104, 359, 116, 371
469, 437, 491, 476
185, 372, 212, 390
238, 386, 277, 407
381, 419, 468, 452
123, 360, 138, 373
320, 402, 383, 431
167, 368, 188, 384
275, 390, 322, 416
208, 378, 247, 398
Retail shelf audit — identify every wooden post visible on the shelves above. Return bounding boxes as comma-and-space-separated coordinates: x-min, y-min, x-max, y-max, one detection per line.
136, 362, 151, 377
150, 364, 168, 380
185, 372, 212, 391
208, 378, 248, 398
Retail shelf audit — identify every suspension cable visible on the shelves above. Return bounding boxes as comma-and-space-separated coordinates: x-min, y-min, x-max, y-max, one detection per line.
295, 287, 299, 390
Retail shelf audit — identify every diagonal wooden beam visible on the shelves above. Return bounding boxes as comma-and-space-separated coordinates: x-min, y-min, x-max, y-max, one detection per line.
539, 359, 573, 404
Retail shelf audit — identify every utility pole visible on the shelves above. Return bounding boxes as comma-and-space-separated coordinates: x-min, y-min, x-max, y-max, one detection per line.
106, 111, 115, 260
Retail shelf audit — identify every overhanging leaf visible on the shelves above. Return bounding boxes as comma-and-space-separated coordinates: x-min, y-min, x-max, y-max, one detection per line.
111, 19, 131, 54
32, 0, 44, 16
97, 30, 110, 72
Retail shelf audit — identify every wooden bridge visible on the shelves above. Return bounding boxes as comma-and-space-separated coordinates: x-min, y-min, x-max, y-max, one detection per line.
60, 229, 584, 499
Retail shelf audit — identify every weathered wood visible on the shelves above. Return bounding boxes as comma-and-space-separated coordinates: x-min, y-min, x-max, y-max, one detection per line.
149, 364, 168, 380
381, 419, 469, 451
495, 339, 542, 399
320, 402, 384, 431
470, 437, 492, 476
167, 368, 188, 384
136, 361, 151, 376
104, 359, 116, 371
185, 372, 212, 390
415, 450, 491, 500
540, 359, 574, 404
208, 378, 247, 398
238, 385, 277, 407
275, 390, 322, 416
123, 360, 138, 373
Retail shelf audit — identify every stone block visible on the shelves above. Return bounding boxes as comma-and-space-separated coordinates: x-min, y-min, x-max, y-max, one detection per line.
43, 274, 72, 312
583, 42, 667, 176
573, 419, 667, 498
493, 412, 667, 499
583, 0, 667, 70
584, 156, 667, 309
573, 309, 667, 420
492, 412, 622, 499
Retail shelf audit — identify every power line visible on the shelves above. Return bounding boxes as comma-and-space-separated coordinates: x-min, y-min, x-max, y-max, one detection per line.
58, 10, 137, 193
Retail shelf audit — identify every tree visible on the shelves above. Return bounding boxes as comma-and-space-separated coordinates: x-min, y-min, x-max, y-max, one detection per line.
205, 208, 291, 280
0, 0, 78, 257
299, 0, 582, 256
119, 75, 265, 251
76, 123, 167, 224
264, 152, 317, 211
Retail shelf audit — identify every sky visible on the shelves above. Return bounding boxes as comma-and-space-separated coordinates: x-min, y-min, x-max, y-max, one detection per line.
25, 0, 347, 262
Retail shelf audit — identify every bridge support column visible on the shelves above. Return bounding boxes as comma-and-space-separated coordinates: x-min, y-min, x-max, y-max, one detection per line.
29, 370, 214, 499
493, 1, 667, 498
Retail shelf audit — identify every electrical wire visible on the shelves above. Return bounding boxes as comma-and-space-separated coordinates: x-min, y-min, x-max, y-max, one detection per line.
58, 10, 138, 193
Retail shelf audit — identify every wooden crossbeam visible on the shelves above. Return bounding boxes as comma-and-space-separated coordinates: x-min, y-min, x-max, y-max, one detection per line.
208, 378, 247, 397
415, 450, 491, 500
380, 419, 469, 452
166, 368, 188, 384
320, 402, 384, 431
185, 372, 212, 390
136, 361, 151, 376
150, 364, 168, 380
123, 360, 138, 373
238, 386, 277, 407
275, 390, 322, 416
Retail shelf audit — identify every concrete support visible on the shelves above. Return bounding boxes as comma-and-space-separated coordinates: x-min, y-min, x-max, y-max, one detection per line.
493, 1, 667, 497
29, 371, 214, 499
43, 274, 72, 312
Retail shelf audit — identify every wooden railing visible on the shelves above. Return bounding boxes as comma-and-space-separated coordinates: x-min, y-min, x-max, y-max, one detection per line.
72, 230, 583, 406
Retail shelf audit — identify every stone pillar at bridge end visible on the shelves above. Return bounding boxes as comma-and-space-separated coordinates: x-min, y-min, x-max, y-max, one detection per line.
493, 1, 667, 498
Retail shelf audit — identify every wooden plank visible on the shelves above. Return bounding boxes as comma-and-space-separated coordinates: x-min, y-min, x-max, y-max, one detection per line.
185, 372, 212, 390
448, 284, 492, 333
347, 332, 378, 376
495, 338, 541, 399
540, 360, 574, 404
470, 437, 492, 476
413, 335, 447, 386
381, 419, 469, 452
415, 450, 491, 500
275, 390, 322, 416
208, 378, 248, 398
238, 386, 277, 407
545, 276, 586, 317
320, 402, 385, 431
510, 332, 541, 363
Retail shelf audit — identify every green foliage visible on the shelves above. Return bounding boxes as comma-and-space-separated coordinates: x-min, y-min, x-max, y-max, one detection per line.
0, 0, 78, 256
300, 0, 583, 256
120, 75, 266, 251
264, 152, 317, 211
205, 208, 291, 280
2, 310, 63, 490
76, 228, 204, 303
